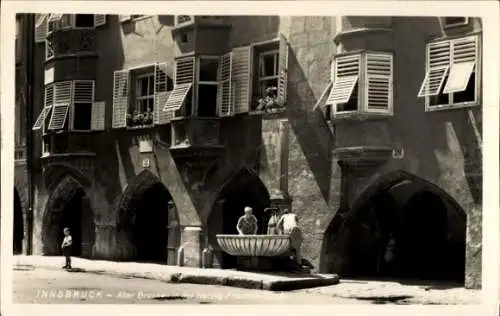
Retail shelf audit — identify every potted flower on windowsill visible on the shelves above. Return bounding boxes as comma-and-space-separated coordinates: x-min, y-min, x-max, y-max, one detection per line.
255, 86, 284, 114
127, 109, 154, 128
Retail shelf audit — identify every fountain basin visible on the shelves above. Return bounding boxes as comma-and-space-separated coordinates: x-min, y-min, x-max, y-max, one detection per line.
216, 234, 292, 257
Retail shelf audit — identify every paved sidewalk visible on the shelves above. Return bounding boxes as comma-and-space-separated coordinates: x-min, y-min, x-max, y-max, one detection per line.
13, 255, 339, 291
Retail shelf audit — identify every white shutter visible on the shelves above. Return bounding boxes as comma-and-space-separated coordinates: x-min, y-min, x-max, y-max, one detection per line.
112, 70, 129, 128
35, 14, 49, 43
231, 46, 252, 114
277, 34, 289, 106
73, 80, 94, 103
217, 52, 233, 117
365, 53, 393, 113
33, 85, 54, 130
164, 57, 194, 112
154, 62, 172, 125
48, 81, 73, 130
94, 14, 107, 27
91, 101, 106, 131
443, 35, 478, 94
326, 54, 360, 106
119, 15, 132, 23
418, 40, 451, 97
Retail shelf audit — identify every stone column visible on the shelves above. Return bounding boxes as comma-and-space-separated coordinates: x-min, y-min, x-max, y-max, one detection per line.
181, 226, 204, 267
465, 204, 482, 289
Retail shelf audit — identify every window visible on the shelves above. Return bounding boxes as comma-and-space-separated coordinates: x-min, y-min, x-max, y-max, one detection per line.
112, 63, 173, 129
326, 52, 393, 117
46, 14, 106, 34
258, 50, 279, 99
164, 57, 195, 118
74, 14, 95, 28
197, 57, 219, 117
418, 35, 480, 111
442, 17, 469, 29
33, 80, 99, 133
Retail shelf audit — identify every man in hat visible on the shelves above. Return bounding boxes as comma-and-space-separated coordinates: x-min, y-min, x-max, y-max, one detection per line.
236, 206, 259, 235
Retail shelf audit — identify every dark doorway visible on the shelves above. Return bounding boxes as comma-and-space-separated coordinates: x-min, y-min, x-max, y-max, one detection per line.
14, 189, 24, 254
328, 180, 466, 285
208, 169, 271, 269
120, 171, 180, 264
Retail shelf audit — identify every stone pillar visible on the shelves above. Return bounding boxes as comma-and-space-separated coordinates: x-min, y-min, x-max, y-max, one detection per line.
465, 204, 482, 289
182, 226, 204, 267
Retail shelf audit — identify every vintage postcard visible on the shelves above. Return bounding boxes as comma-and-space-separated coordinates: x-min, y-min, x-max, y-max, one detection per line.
1, 1, 499, 316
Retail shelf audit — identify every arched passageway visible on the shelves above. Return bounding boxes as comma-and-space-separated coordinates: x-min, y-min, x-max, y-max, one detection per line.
118, 170, 180, 264
208, 169, 271, 269
13, 188, 24, 254
42, 176, 95, 258
323, 172, 466, 284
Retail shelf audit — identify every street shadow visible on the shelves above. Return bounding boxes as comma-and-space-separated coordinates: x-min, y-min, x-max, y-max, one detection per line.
356, 295, 413, 305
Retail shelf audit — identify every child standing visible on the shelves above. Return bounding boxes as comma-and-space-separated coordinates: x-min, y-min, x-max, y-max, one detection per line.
61, 227, 72, 269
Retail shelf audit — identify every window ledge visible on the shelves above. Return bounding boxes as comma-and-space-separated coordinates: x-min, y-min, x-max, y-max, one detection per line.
425, 101, 480, 112
126, 124, 155, 130
331, 111, 392, 123
41, 152, 96, 160
334, 27, 393, 45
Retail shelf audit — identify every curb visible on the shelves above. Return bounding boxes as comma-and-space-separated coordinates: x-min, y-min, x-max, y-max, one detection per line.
15, 260, 340, 292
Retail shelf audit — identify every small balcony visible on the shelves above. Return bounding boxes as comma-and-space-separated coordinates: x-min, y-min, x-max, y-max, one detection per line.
42, 133, 95, 159
169, 118, 224, 160
45, 28, 97, 62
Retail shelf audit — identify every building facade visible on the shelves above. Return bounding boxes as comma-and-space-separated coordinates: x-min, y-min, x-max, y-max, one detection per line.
14, 15, 482, 288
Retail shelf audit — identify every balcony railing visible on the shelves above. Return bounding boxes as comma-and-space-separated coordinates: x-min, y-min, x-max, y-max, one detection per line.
46, 28, 97, 61
42, 133, 94, 158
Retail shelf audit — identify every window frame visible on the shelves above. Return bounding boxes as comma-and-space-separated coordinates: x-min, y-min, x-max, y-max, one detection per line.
422, 34, 481, 112
71, 80, 95, 132
196, 56, 220, 117
441, 17, 470, 30
134, 72, 156, 115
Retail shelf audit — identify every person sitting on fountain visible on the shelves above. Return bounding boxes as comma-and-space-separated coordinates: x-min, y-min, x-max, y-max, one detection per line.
236, 206, 258, 235
278, 208, 303, 267
265, 207, 282, 235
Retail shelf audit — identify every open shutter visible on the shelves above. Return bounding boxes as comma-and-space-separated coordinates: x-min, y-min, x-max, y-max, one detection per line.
73, 80, 95, 130
35, 14, 49, 43
418, 40, 451, 97
365, 53, 393, 113
94, 14, 107, 27
119, 15, 132, 23
91, 101, 106, 131
164, 57, 194, 112
277, 34, 289, 106
326, 54, 360, 106
154, 62, 172, 125
231, 46, 252, 114
217, 52, 233, 117
48, 81, 72, 130
33, 85, 54, 130
112, 70, 129, 128
443, 35, 478, 94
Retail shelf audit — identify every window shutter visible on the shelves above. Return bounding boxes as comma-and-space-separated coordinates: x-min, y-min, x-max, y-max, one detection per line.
326, 54, 360, 106
33, 85, 54, 130
119, 15, 132, 23
418, 40, 451, 97
277, 34, 289, 106
73, 80, 95, 103
164, 57, 194, 112
217, 52, 233, 117
231, 46, 252, 114
365, 53, 393, 113
91, 101, 106, 131
443, 35, 478, 94
48, 81, 72, 130
94, 14, 107, 27
112, 70, 129, 128
35, 14, 49, 43
154, 62, 173, 125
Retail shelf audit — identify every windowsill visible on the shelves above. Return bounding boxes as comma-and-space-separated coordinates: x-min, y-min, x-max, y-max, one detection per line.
41, 152, 96, 159
249, 107, 286, 116
126, 124, 155, 130
425, 100, 480, 112
334, 27, 393, 45
331, 111, 392, 123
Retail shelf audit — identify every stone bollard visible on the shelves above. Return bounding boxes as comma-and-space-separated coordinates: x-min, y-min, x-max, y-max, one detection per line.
177, 246, 184, 267
202, 248, 213, 268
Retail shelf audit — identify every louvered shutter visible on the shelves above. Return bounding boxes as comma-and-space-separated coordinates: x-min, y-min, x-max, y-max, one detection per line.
277, 34, 289, 106
443, 35, 478, 94
326, 54, 360, 107
35, 14, 49, 43
164, 57, 194, 112
154, 62, 172, 125
33, 85, 54, 130
73, 80, 95, 130
217, 52, 233, 117
231, 46, 252, 114
112, 70, 130, 128
91, 101, 105, 131
418, 40, 451, 97
94, 14, 107, 27
48, 81, 72, 130
365, 53, 393, 113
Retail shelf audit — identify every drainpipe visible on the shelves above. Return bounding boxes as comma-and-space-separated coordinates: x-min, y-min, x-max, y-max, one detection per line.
25, 14, 35, 255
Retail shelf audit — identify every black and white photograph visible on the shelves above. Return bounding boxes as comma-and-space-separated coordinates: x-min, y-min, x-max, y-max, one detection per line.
1, 1, 499, 315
